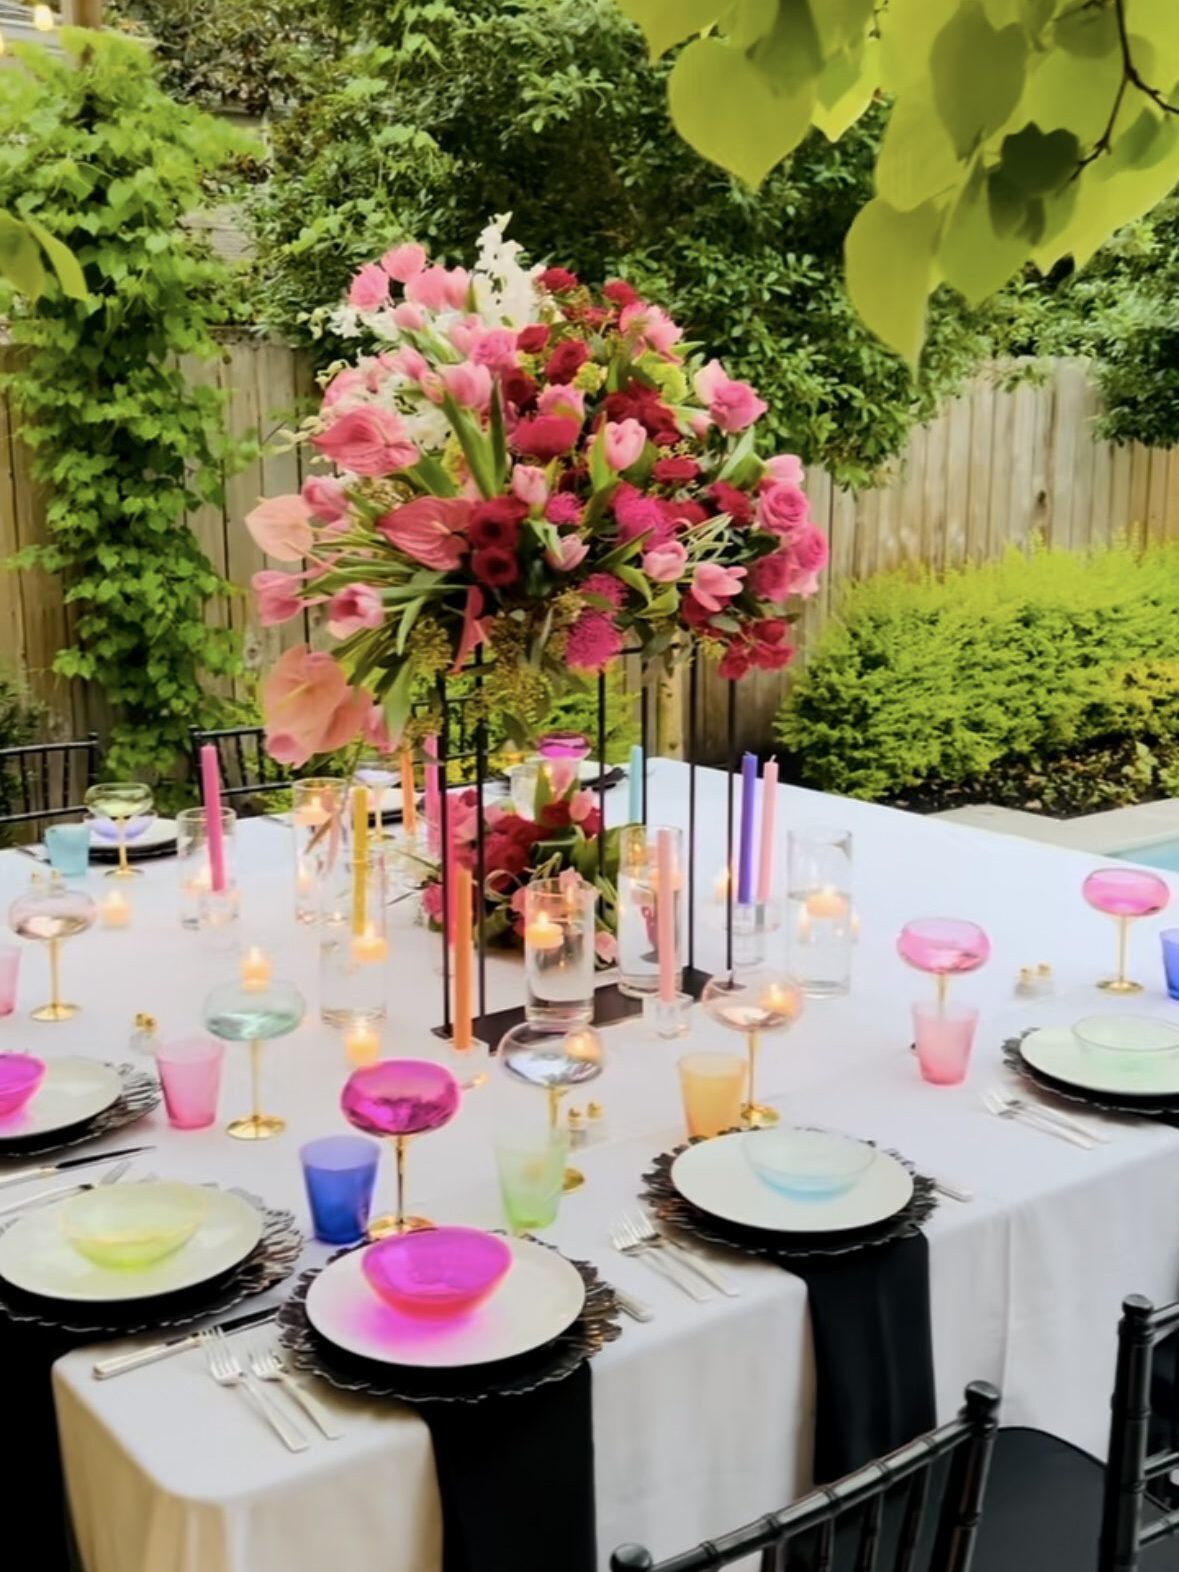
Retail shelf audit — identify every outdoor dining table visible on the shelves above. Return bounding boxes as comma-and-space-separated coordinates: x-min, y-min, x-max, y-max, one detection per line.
6, 760, 1179, 1572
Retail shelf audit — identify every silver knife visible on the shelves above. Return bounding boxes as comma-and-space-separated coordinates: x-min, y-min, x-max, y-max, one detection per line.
0, 1157, 131, 1219
93, 1306, 280, 1379
0, 1145, 155, 1191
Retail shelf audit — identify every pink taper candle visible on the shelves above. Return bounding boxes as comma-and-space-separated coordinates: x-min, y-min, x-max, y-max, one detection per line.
657, 827, 676, 1003
424, 734, 441, 856
756, 759, 778, 904
199, 744, 227, 893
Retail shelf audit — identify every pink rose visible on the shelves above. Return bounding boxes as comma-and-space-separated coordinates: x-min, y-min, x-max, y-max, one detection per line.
439, 360, 492, 411
327, 583, 384, 638
252, 569, 305, 627
313, 407, 419, 477
691, 561, 747, 612
788, 524, 828, 597
470, 328, 518, 374
537, 382, 585, 421
244, 495, 314, 562
262, 644, 372, 768
347, 263, 391, 310
381, 242, 428, 282
511, 464, 549, 508
603, 418, 646, 471
765, 453, 804, 486
619, 302, 683, 357
642, 540, 687, 582
545, 534, 589, 572
749, 552, 793, 604
693, 358, 768, 434
758, 481, 809, 536
376, 496, 472, 570
301, 476, 349, 525
594, 930, 618, 964
391, 302, 426, 331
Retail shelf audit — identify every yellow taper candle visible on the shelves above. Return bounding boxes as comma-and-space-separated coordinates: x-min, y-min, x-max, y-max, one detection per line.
454, 864, 473, 1050
352, 786, 368, 936
400, 748, 417, 837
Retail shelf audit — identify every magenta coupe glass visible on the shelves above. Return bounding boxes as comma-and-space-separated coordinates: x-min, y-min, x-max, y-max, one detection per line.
897, 918, 991, 1006
1082, 868, 1170, 994
0, 1053, 46, 1121
362, 1226, 512, 1319
537, 732, 590, 762
341, 1059, 460, 1238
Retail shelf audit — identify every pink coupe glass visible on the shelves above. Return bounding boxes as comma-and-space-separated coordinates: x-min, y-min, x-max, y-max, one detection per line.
537, 732, 590, 761
362, 1226, 512, 1319
1082, 868, 1170, 994
897, 918, 991, 1005
0, 1054, 46, 1121
341, 1060, 460, 1238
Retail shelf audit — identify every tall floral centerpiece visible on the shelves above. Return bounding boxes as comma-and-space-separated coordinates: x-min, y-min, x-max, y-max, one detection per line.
245, 217, 827, 763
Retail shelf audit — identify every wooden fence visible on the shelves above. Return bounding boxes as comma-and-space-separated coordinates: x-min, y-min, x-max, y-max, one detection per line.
2, 344, 1178, 751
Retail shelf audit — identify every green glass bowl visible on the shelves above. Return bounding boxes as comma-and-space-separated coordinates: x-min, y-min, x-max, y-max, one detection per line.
61, 1181, 210, 1270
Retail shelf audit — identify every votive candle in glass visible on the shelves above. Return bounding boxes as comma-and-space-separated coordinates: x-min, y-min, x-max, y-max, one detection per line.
177, 806, 237, 930
524, 878, 596, 1028
291, 777, 349, 925
618, 825, 684, 999
787, 827, 854, 997
319, 847, 388, 1025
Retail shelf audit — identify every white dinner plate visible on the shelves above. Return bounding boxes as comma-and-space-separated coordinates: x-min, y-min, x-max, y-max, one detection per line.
0, 1185, 263, 1302
0, 1057, 122, 1140
1020, 1024, 1179, 1097
305, 1236, 586, 1368
90, 816, 177, 851
671, 1130, 913, 1233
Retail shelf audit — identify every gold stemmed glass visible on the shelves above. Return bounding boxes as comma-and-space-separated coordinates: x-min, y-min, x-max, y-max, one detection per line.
9, 877, 96, 1022
701, 971, 804, 1128
84, 781, 154, 880
340, 1060, 461, 1237
498, 1021, 604, 1190
203, 978, 305, 1140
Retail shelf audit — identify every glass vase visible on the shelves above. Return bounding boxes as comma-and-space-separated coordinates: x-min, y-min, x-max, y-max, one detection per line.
617, 825, 683, 999
177, 806, 237, 930
787, 827, 855, 997
523, 878, 596, 1028
291, 777, 350, 925
319, 848, 389, 1025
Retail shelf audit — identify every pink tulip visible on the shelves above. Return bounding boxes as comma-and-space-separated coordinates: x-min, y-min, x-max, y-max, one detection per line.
245, 495, 314, 562
405, 265, 470, 312
511, 464, 549, 508
693, 358, 766, 434
252, 569, 306, 627
363, 700, 393, 754
594, 931, 618, 964
321, 367, 367, 409
603, 417, 646, 471
388, 346, 429, 383
327, 583, 384, 638
262, 644, 373, 768
439, 360, 493, 411
301, 476, 349, 524
619, 302, 683, 357
537, 383, 585, 421
642, 540, 687, 582
348, 263, 391, 310
691, 561, 747, 612
391, 302, 426, 331
443, 267, 471, 309
381, 242, 428, 282
765, 453, 805, 486
569, 789, 596, 825
545, 534, 589, 572
313, 407, 419, 476
376, 496, 472, 570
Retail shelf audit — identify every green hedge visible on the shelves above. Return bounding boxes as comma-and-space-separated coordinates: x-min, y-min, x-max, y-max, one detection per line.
776, 541, 1179, 800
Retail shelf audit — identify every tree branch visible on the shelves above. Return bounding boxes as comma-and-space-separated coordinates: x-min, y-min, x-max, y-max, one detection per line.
1074, 0, 1177, 178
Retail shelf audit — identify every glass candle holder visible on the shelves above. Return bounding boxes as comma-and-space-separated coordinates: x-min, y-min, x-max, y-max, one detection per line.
1082, 868, 1170, 994
523, 877, 596, 1028
8, 880, 96, 1022
787, 828, 855, 997
319, 848, 389, 1025
353, 757, 399, 844
177, 806, 237, 930
44, 823, 91, 881
291, 777, 349, 924
618, 824, 684, 999
83, 781, 154, 881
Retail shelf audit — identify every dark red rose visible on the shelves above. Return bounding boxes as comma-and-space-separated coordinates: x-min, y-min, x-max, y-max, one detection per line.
539, 267, 579, 293
603, 381, 679, 443
469, 496, 528, 543
538, 800, 572, 830
515, 324, 550, 355
471, 545, 520, 588
680, 592, 715, 631
570, 305, 609, 329
468, 514, 522, 550
510, 415, 581, 460
501, 370, 539, 413
557, 463, 588, 493
652, 456, 700, 485
718, 640, 753, 681
603, 279, 640, 308
709, 480, 754, 525
544, 339, 589, 385
660, 497, 709, 530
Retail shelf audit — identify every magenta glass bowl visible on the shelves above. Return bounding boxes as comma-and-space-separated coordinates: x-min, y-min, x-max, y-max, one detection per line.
897, 918, 991, 976
340, 1059, 460, 1138
0, 1053, 46, 1120
361, 1226, 513, 1319
537, 731, 590, 761
1082, 868, 1170, 919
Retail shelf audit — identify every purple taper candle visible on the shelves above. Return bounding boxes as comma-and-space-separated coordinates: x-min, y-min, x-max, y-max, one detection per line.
737, 751, 758, 904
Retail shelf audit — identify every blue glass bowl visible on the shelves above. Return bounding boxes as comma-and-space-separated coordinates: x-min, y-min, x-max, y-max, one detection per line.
742, 1128, 876, 1202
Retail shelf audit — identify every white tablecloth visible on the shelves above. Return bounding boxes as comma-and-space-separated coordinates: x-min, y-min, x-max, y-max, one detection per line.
2, 762, 1174, 1572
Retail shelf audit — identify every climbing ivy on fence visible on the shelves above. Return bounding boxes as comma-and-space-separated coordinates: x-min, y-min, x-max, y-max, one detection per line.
0, 31, 250, 777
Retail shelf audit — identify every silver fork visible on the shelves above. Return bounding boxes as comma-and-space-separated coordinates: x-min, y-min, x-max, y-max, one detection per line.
0, 1156, 131, 1220
200, 1328, 309, 1452
247, 1340, 343, 1440
982, 1090, 1095, 1149
1003, 1091, 1110, 1144
631, 1209, 739, 1297
610, 1214, 708, 1301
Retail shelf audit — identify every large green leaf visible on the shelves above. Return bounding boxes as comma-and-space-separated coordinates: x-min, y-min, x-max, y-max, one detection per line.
668, 36, 815, 188
0, 214, 46, 299
617, 0, 726, 58
875, 92, 961, 210
1016, 42, 1122, 146
812, 38, 880, 142
938, 166, 1027, 303
845, 197, 943, 363
929, 2, 1028, 156
999, 123, 1081, 195
24, 219, 87, 302
751, 0, 822, 93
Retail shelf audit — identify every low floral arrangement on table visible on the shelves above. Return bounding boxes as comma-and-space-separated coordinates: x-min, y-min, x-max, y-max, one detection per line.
418, 759, 620, 963
246, 217, 827, 764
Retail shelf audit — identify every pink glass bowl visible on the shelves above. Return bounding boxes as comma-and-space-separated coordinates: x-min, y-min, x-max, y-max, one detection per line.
340, 1060, 460, 1138
1082, 868, 1170, 919
537, 731, 590, 761
897, 918, 991, 976
362, 1227, 513, 1319
0, 1054, 46, 1120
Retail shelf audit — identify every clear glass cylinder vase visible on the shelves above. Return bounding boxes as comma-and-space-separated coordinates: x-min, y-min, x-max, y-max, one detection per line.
786, 827, 854, 997
617, 825, 684, 999
319, 848, 389, 1025
177, 806, 237, 930
523, 879, 596, 1028
291, 778, 350, 925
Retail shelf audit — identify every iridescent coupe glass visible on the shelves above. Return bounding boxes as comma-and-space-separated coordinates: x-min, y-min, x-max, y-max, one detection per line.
84, 781, 154, 880
700, 971, 804, 1128
9, 877, 96, 1022
202, 978, 305, 1140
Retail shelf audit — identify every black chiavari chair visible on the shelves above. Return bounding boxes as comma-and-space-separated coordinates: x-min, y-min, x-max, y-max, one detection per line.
0, 734, 100, 841
188, 726, 292, 812
610, 1381, 1001, 1572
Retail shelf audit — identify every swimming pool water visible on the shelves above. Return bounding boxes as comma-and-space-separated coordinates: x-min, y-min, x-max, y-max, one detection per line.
1116, 839, 1179, 874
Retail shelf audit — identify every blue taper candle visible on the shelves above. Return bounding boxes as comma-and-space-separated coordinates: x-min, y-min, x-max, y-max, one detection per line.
628, 744, 643, 824
737, 751, 758, 904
